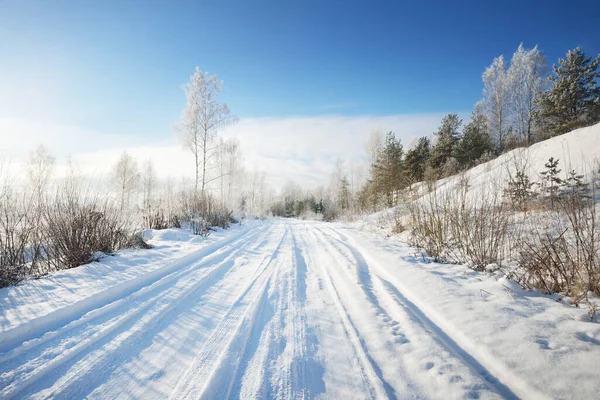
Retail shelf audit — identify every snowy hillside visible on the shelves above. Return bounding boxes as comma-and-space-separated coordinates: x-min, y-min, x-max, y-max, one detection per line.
354, 122, 600, 237
433, 122, 600, 199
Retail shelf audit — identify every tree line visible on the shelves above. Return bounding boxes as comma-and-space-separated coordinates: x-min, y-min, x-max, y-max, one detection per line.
356, 45, 600, 210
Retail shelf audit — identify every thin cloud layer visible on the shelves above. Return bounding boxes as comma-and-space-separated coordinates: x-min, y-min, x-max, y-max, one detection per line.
1, 113, 457, 190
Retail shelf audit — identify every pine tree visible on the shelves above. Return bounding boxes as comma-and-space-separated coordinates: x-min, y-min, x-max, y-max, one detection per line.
540, 157, 564, 205
504, 170, 536, 211
338, 177, 350, 210
455, 107, 493, 169
429, 114, 462, 171
536, 48, 600, 136
372, 132, 404, 206
561, 170, 591, 203
404, 136, 430, 184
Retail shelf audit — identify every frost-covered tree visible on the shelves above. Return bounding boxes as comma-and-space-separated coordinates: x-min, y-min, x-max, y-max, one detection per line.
338, 176, 350, 211
365, 130, 384, 167
536, 48, 600, 135
141, 160, 156, 210
27, 144, 55, 201
507, 44, 549, 143
175, 67, 238, 194
482, 56, 509, 151
112, 151, 140, 212
281, 181, 303, 217
226, 139, 241, 194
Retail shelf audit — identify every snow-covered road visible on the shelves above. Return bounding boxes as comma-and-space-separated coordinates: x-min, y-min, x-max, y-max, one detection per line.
1, 219, 599, 399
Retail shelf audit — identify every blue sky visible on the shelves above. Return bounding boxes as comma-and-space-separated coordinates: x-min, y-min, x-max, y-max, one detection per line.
1, 0, 599, 187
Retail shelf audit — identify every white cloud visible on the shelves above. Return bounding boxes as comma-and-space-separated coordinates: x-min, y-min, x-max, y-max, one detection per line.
0, 113, 462, 191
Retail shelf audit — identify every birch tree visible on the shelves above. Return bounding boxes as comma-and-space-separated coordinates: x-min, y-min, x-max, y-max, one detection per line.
507, 44, 548, 143
176, 67, 238, 194
141, 160, 156, 210
365, 130, 384, 166
27, 144, 55, 202
112, 151, 140, 212
224, 138, 242, 207
482, 56, 509, 151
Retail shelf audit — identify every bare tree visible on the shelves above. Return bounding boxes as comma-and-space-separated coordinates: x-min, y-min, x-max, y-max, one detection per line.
215, 137, 243, 209
112, 151, 140, 212
507, 44, 548, 144
175, 67, 238, 194
482, 56, 509, 151
365, 130, 384, 166
27, 144, 55, 201
141, 160, 156, 210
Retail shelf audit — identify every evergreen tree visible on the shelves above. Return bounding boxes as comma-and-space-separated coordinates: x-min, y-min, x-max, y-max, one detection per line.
372, 132, 404, 206
504, 170, 536, 211
536, 48, 600, 135
455, 107, 493, 169
404, 136, 430, 184
540, 157, 564, 205
338, 177, 350, 210
429, 114, 462, 171
561, 170, 592, 203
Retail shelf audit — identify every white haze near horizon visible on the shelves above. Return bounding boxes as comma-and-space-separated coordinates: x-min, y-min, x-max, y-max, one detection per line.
0, 113, 463, 191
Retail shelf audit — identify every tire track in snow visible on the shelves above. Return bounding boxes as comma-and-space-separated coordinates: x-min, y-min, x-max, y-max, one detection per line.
284, 227, 309, 399
168, 224, 289, 400
322, 224, 548, 400
264, 225, 309, 399
314, 225, 503, 398
305, 227, 396, 400
233, 223, 319, 400
0, 223, 267, 359
231, 230, 287, 399
46, 224, 278, 400
0, 224, 273, 399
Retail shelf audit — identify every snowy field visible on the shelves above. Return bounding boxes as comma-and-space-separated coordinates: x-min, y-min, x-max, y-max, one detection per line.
1, 219, 599, 399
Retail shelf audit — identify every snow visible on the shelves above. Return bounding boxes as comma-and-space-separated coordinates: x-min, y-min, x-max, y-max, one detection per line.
2, 218, 600, 399
431, 122, 600, 201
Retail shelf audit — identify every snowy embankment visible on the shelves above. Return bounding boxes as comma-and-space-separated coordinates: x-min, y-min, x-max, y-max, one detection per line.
1, 218, 599, 399
433, 122, 600, 200
355, 122, 600, 236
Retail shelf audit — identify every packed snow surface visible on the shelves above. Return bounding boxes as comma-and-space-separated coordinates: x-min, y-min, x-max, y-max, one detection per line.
1, 219, 600, 399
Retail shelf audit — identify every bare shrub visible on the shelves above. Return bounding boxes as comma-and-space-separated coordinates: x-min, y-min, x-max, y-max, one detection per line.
392, 207, 405, 234
516, 175, 600, 296
449, 178, 510, 270
43, 188, 132, 270
407, 184, 452, 262
178, 190, 233, 236
408, 174, 510, 270
0, 189, 38, 286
